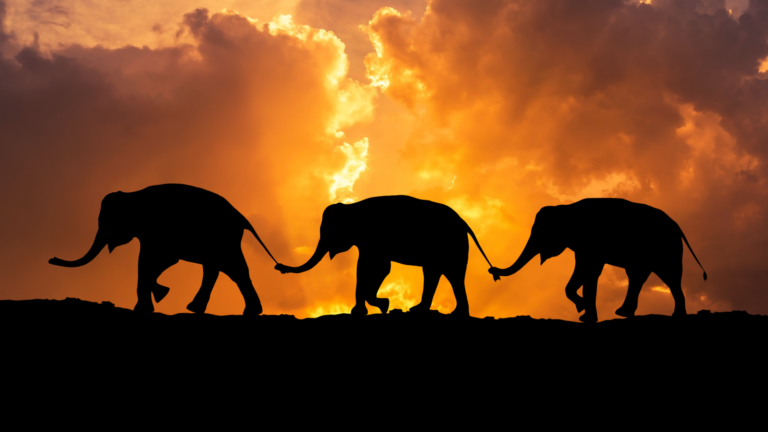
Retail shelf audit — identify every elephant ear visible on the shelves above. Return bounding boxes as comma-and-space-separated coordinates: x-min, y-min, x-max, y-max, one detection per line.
99, 192, 125, 223
100, 191, 134, 251
320, 202, 351, 241
534, 206, 566, 265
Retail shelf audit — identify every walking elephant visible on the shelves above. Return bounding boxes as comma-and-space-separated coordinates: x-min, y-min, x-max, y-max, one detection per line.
49, 184, 277, 315
489, 198, 707, 323
274, 196, 497, 316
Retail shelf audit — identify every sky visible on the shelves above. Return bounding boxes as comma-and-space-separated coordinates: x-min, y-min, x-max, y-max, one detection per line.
1, 0, 767, 320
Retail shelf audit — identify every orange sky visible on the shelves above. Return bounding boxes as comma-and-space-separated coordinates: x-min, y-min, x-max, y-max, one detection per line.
1, 0, 766, 320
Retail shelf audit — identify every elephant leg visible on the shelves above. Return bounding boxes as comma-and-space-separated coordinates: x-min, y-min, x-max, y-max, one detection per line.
351, 255, 391, 316
220, 250, 262, 316
366, 260, 392, 314
564, 266, 586, 313
409, 267, 441, 314
656, 266, 686, 317
615, 267, 651, 318
135, 249, 178, 313
187, 265, 220, 314
578, 261, 605, 323
444, 262, 470, 317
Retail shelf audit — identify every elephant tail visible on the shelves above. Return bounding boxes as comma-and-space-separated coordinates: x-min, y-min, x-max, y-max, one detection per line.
680, 227, 707, 281
466, 223, 500, 282
244, 220, 278, 264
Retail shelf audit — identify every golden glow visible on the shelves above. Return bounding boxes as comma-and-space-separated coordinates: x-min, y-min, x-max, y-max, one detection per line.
546, 173, 640, 203
308, 303, 352, 317
329, 138, 369, 203
266, 14, 376, 131
219, 8, 258, 24
378, 277, 417, 311
760, 57, 768, 73
652, 286, 671, 294
478, 157, 518, 174
359, 8, 403, 89
360, 7, 429, 102
264, 14, 376, 204
1, 0, 758, 321
294, 246, 313, 255
267, 14, 347, 90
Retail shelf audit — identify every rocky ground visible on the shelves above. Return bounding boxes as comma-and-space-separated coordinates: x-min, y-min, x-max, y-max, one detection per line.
1, 298, 764, 420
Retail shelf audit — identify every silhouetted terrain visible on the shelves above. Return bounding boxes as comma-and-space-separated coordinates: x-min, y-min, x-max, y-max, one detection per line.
2, 298, 764, 417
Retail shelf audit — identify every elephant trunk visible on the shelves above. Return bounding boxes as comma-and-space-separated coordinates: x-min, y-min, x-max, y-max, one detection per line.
49, 230, 107, 268
285, 239, 327, 274
495, 237, 539, 277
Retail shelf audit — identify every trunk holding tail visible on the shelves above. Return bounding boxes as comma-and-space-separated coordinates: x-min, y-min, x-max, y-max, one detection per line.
278, 239, 327, 274
465, 223, 500, 281
492, 236, 539, 277
49, 230, 108, 268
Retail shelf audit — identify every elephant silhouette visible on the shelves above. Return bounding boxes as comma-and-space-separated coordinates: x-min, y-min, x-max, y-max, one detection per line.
274, 196, 497, 316
489, 198, 707, 323
49, 184, 277, 315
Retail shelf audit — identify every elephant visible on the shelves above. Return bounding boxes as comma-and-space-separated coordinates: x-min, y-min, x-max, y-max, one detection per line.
49, 184, 277, 315
274, 195, 498, 316
489, 198, 707, 323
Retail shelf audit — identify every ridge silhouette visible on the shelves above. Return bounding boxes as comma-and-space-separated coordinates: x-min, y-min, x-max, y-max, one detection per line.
2, 298, 761, 408
274, 195, 496, 316
489, 198, 707, 323
49, 184, 277, 315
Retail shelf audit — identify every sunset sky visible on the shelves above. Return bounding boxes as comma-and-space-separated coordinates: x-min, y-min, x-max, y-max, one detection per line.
2, 0, 767, 320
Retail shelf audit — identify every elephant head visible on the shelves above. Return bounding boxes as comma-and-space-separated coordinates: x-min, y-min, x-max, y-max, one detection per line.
275, 203, 354, 274
490, 206, 568, 277
49, 192, 135, 267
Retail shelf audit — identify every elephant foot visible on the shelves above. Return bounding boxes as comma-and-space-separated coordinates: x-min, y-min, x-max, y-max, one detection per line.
152, 285, 170, 303
134, 301, 154, 314
672, 309, 687, 318
578, 312, 598, 323
615, 305, 636, 318
370, 298, 389, 315
243, 303, 263, 316
186, 299, 208, 314
408, 303, 430, 314
450, 307, 470, 317
570, 296, 585, 313
351, 304, 368, 316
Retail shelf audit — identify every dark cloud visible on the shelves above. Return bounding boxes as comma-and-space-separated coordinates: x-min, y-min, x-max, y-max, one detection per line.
178, 8, 209, 39
362, 0, 768, 314
0, 0, 8, 45
294, 0, 428, 81
0, 4, 355, 315
3, 0, 768, 319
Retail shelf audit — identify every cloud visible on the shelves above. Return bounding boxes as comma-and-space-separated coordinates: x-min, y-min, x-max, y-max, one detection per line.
294, 0, 428, 81
0, 0, 6, 37
3, 0, 768, 320
329, 138, 369, 202
357, 0, 768, 315
0, 2, 377, 316
2, 0, 302, 51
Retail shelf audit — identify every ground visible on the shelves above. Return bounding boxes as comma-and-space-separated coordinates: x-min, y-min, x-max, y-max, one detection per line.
1, 298, 763, 423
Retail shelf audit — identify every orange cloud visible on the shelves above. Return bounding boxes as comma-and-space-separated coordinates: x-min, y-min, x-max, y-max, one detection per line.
2, 0, 768, 321
354, 0, 768, 318
0, 3, 378, 317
